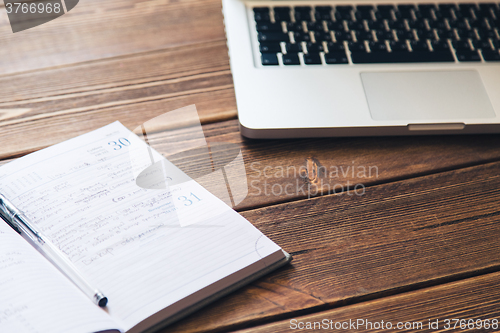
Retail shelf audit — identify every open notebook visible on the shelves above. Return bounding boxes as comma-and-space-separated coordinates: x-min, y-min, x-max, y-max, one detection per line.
0, 122, 290, 333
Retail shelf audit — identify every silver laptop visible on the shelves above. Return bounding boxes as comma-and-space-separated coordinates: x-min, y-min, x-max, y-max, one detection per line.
222, 0, 500, 138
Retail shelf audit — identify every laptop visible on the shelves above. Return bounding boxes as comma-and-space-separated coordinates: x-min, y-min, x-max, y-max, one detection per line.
222, 0, 500, 138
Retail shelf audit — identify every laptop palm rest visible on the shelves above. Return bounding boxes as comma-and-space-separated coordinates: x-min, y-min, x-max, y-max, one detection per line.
361, 70, 495, 121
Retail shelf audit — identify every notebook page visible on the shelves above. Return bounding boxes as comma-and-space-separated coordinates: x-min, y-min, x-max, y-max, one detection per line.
0, 122, 282, 330
0, 222, 121, 333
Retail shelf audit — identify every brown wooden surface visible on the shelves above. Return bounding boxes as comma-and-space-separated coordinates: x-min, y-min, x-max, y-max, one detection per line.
1, 0, 500, 332
234, 271, 500, 333
165, 160, 500, 332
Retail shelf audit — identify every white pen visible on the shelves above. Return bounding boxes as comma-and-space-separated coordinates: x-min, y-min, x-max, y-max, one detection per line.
0, 193, 108, 308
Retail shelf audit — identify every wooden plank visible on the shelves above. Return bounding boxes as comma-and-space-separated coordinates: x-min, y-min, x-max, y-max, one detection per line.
162, 160, 500, 332
235, 271, 500, 333
0, 89, 237, 160
0, 0, 226, 74
148, 120, 500, 210
0, 40, 236, 160
4, 116, 500, 210
0, 70, 234, 124
0, 41, 230, 103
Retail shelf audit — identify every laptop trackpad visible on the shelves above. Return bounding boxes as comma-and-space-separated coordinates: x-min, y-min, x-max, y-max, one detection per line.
361, 70, 495, 120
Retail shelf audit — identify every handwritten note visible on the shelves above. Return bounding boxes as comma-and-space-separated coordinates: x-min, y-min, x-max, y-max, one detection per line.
0, 122, 282, 331
0, 223, 120, 333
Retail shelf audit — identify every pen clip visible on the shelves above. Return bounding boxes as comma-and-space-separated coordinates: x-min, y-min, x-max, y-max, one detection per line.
0, 195, 21, 234
0, 212, 21, 234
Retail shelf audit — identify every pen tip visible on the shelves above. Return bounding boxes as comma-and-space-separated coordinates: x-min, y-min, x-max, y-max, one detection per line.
98, 297, 108, 308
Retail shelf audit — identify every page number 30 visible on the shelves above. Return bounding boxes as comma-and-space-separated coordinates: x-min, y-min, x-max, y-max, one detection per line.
108, 138, 131, 150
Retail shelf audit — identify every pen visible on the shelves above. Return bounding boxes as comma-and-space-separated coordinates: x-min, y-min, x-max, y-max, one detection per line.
0, 193, 108, 308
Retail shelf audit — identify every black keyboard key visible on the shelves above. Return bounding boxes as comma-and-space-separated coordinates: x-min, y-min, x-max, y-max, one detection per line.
417, 4, 436, 19
336, 5, 354, 11
448, 18, 469, 30
438, 3, 457, 11
468, 18, 489, 29
438, 4, 456, 18
261, 53, 279, 65
415, 29, 436, 40
307, 22, 326, 32
293, 32, 311, 42
368, 41, 388, 51
492, 19, 500, 29
377, 5, 395, 19
408, 20, 427, 30
335, 6, 354, 20
456, 28, 476, 39
387, 20, 406, 30
482, 49, 500, 61
356, 5, 374, 20
315, 6, 333, 20
436, 29, 457, 40
326, 41, 346, 52
397, 5, 415, 19
287, 22, 303, 32
367, 20, 386, 31
396, 30, 415, 40
304, 53, 322, 64
351, 50, 454, 63
253, 7, 269, 12
295, 6, 312, 21
258, 32, 290, 42
478, 4, 497, 18
477, 27, 497, 39
348, 21, 365, 31
334, 31, 353, 41
473, 39, 492, 50
389, 40, 410, 51
410, 40, 430, 51
325, 51, 349, 64
431, 40, 451, 51
315, 31, 333, 41
356, 31, 374, 41
348, 42, 367, 52
259, 42, 282, 53
306, 42, 324, 52
377, 5, 395, 11
375, 30, 396, 41
428, 18, 448, 30
254, 8, 271, 22
357, 5, 374, 12
356, 12, 374, 21
285, 43, 303, 53
455, 49, 481, 61
257, 22, 283, 32
282, 53, 300, 65
458, 4, 476, 18
274, 7, 291, 22
327, 21, 344, 31
452, 40, 472, 50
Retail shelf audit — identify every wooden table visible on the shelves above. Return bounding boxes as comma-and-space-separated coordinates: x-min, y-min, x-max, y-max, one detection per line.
2, 0, 500, 331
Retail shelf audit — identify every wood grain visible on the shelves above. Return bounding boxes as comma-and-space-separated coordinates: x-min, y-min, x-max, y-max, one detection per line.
0, 0, 226, 74
163, 160, 500, 332
4, 116, 500, 210
138, 119, 500, 210
235, 271, 500, 333
0, 41, 230, 103
0, 39, 236, 160
0, 89, 237, 160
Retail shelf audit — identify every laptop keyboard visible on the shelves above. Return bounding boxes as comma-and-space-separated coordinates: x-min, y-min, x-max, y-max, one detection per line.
253, 3, 500, 65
